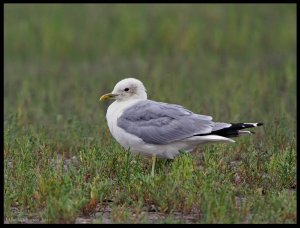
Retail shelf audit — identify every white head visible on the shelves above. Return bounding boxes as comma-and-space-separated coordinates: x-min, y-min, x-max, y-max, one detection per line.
100, 78, 147, 102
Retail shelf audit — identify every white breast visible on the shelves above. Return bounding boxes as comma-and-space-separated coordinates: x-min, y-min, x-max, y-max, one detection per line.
106, 99, 143, 149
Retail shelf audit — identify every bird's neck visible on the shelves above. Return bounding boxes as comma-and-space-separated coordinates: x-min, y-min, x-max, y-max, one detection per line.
117, 93, 147, 103
136, 92, 147, 100
110, 98, 142, 115
116, 97, 146, 104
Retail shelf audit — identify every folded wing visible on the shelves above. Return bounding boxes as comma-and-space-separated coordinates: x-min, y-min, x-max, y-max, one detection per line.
117, 100, 216, 145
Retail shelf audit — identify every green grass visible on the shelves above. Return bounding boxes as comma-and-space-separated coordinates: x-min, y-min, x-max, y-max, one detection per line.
4, 4, 296, 224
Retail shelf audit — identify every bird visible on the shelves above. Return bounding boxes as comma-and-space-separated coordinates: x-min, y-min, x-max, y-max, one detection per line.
99, 78, 263, 176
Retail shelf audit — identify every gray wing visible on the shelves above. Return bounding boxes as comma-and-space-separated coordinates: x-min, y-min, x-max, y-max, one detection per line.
117, 100, 216, 145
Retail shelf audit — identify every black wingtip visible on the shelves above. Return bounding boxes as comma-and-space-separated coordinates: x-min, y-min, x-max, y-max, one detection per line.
257, 123, 263, 126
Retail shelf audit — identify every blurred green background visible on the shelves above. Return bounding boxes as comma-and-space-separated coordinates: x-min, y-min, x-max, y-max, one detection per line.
4, 4, 296, 223
4, 4, 296, 126
4, 4, 296, 148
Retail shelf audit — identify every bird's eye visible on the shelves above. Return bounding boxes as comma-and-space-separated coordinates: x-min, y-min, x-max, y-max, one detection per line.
124, 88, 129, 91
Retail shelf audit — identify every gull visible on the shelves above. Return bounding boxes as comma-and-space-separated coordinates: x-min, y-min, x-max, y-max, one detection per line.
100, 78, 263, 176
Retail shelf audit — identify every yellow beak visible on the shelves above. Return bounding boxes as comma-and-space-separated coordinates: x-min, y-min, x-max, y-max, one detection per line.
99, 93, 118, 101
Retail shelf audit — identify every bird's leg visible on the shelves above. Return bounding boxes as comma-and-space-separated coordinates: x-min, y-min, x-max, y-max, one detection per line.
151, 154, 156, 176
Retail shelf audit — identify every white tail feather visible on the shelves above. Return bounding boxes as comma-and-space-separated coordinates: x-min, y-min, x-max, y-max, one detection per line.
238, 130, 252, 135
243, 123, 259, 127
